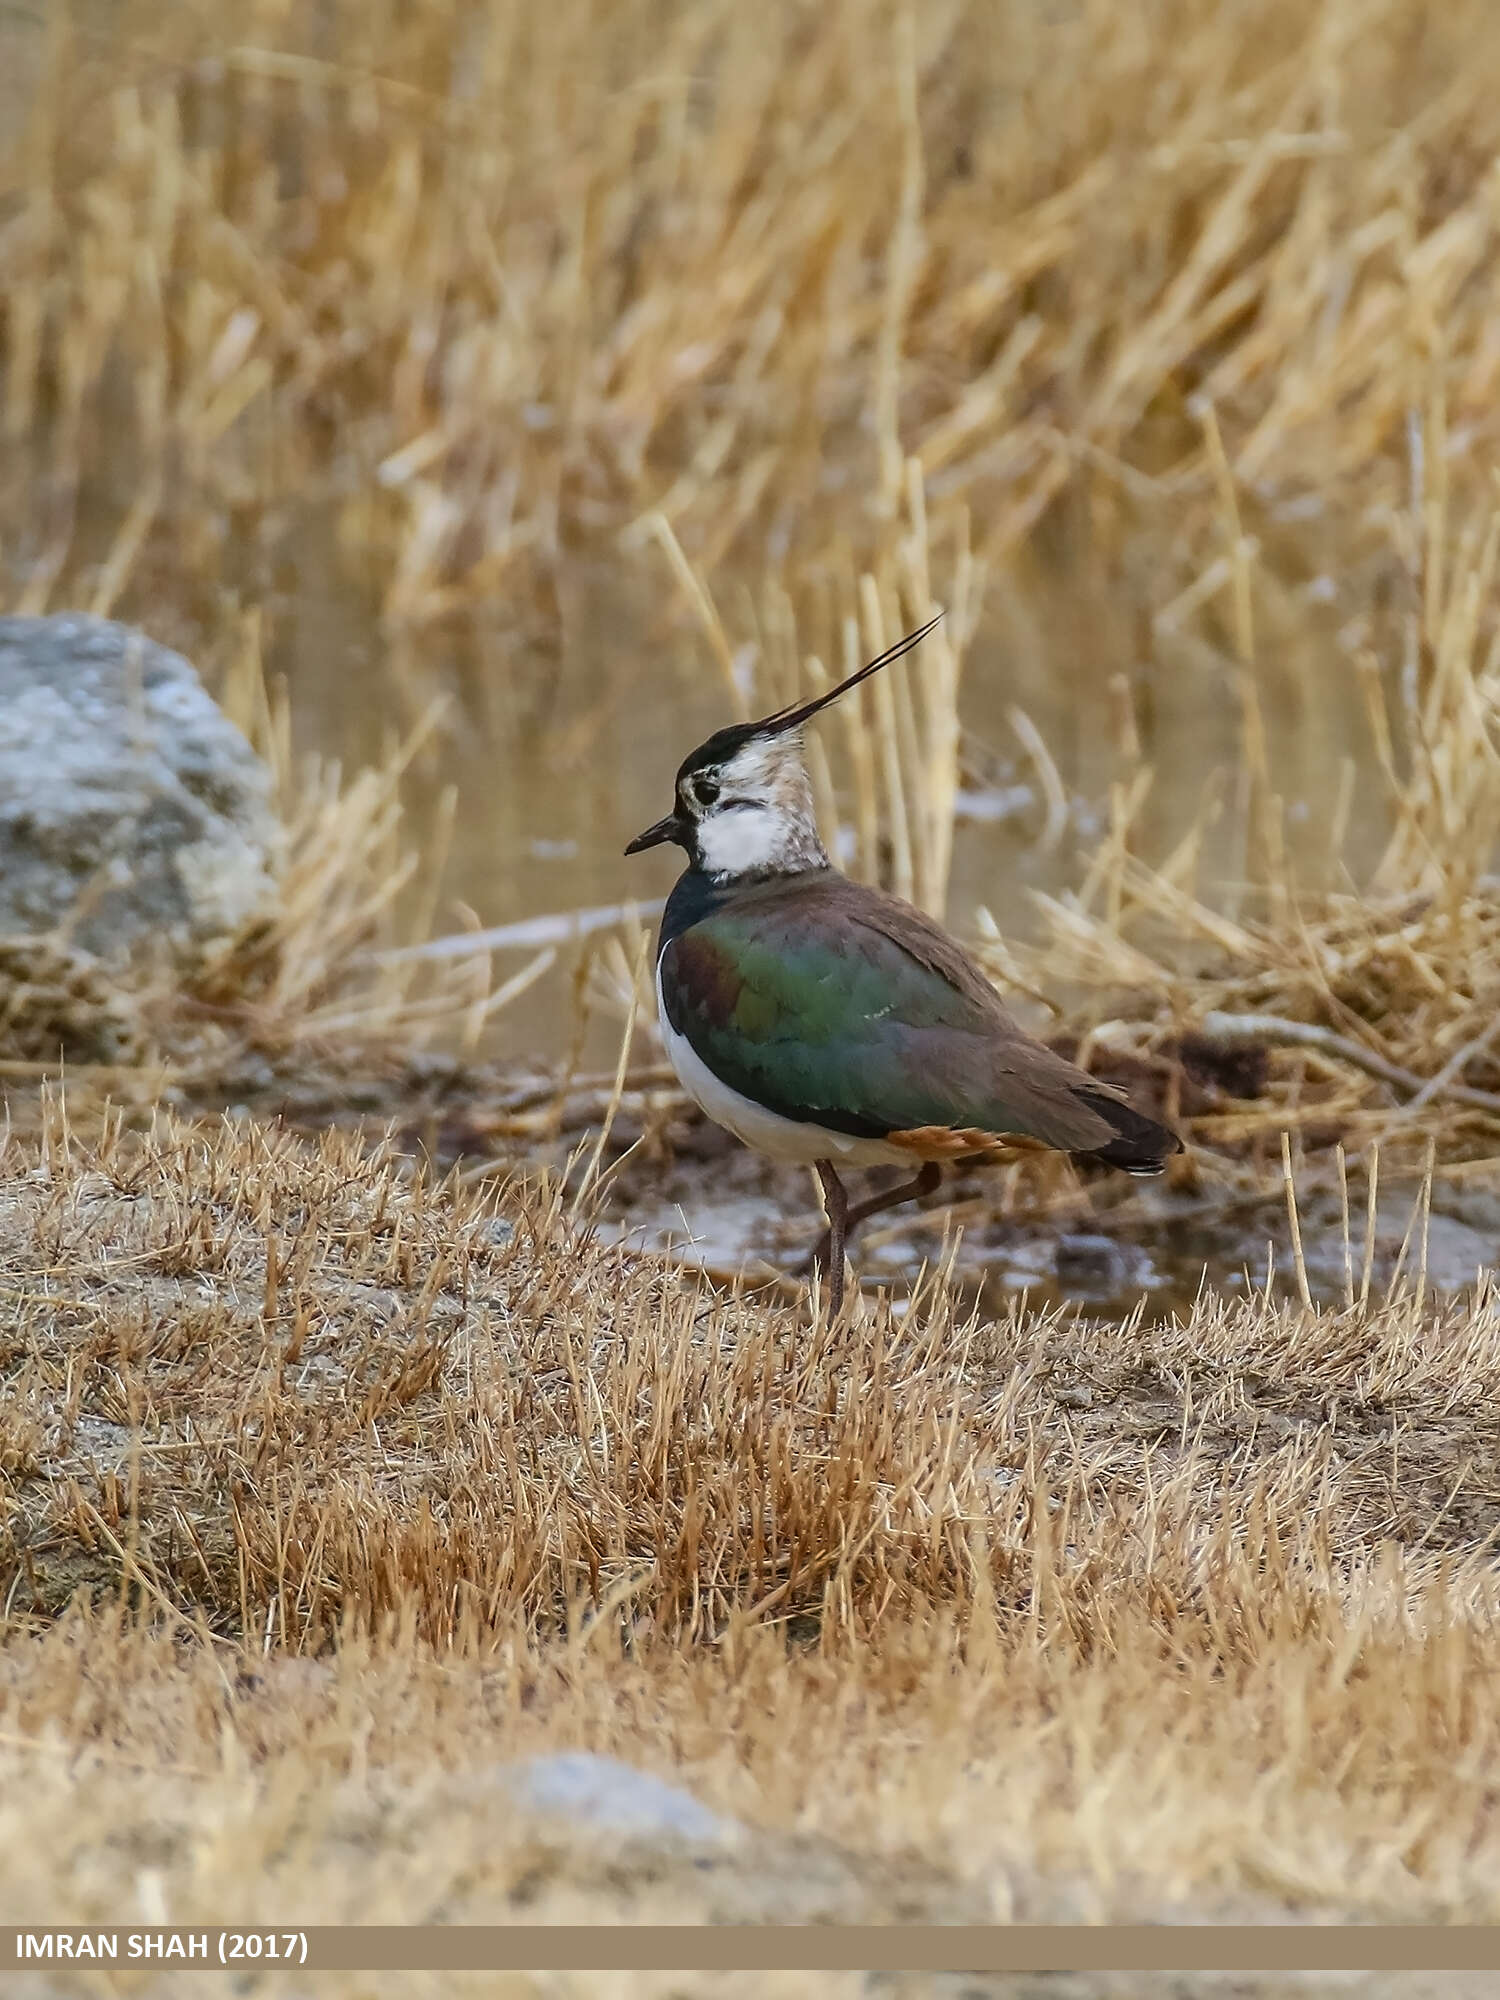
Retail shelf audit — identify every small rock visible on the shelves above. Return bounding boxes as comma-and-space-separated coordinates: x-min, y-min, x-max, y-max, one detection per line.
495, 1752, 743, 1848
212, 1053, 277, 1096
1054, 1233, 1126, 1285
0, 615, 281, 964
1053, 1384, 1094, 1410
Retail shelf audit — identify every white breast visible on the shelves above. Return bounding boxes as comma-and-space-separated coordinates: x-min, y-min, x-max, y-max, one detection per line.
654, 958, 912, 1168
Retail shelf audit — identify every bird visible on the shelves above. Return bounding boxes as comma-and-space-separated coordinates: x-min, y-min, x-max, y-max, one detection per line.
624, 614, 1182, 1316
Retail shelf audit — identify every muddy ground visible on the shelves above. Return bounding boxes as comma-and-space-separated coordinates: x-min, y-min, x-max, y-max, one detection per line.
170, 1046, 1500, 1325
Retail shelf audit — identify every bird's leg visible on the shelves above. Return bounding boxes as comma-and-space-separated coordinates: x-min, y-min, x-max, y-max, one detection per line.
812, 1159, 849, 1318
846, 1159, 943, 1239
804, 1168, 944, 1304
805, 1161, 942, 1287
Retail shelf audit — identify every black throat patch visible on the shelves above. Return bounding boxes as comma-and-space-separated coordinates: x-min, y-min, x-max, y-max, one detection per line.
657, 867, 733, 958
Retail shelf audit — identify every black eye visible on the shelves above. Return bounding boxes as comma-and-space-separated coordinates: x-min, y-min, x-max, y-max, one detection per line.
690, 775, 720, 809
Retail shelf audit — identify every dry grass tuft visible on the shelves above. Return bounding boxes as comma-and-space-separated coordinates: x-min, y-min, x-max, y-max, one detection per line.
181, 648, 545, 1062
4, 1108, 1500, 1931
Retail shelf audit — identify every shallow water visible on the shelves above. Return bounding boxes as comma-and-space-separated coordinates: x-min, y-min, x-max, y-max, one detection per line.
593, 1145, 1500, 1326
265, 490, 1391, 1063
603, 1143, 1500, 1322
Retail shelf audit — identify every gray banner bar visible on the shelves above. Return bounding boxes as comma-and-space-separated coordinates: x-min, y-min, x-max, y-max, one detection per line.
5, 1928, 1500, 1972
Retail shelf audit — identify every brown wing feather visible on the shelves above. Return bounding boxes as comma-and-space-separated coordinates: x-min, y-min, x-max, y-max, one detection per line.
721, 871, 1180, 1169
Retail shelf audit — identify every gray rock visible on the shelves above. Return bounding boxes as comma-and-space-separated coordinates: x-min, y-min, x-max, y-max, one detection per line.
1053, 1232, 1158, 1296
0, 615, 281, 963
1054, 1233, 1126, 1284
495, 1751, 744, 1848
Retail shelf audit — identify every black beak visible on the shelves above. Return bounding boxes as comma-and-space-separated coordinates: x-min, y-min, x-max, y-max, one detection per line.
624, 811, 687, 857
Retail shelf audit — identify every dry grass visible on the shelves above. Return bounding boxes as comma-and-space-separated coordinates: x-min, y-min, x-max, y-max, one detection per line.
185, 634, 555, 1059
4, 1105, 1500, 1943
966, 424, 1500, 1219
6, 0, 1500, 624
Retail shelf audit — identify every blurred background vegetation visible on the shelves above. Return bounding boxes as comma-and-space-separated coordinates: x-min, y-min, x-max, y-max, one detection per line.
1, 0, 1498, 1112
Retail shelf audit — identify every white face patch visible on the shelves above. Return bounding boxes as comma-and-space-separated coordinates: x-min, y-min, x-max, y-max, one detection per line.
694, 801, 808, 878
687, 733, 828, 880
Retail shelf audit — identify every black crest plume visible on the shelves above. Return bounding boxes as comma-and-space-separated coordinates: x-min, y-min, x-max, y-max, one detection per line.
677, 611, 945, 778
755, 611, 944, 738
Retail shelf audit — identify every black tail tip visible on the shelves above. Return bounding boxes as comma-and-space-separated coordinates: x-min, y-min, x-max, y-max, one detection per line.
1078, 1096, 1184, 1176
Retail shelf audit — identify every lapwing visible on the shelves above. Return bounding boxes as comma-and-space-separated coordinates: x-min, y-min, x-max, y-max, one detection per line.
625, 615, 1182, 1315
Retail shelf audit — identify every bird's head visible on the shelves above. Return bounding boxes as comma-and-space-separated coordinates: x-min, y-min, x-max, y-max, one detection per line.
625, 614, 943, 883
